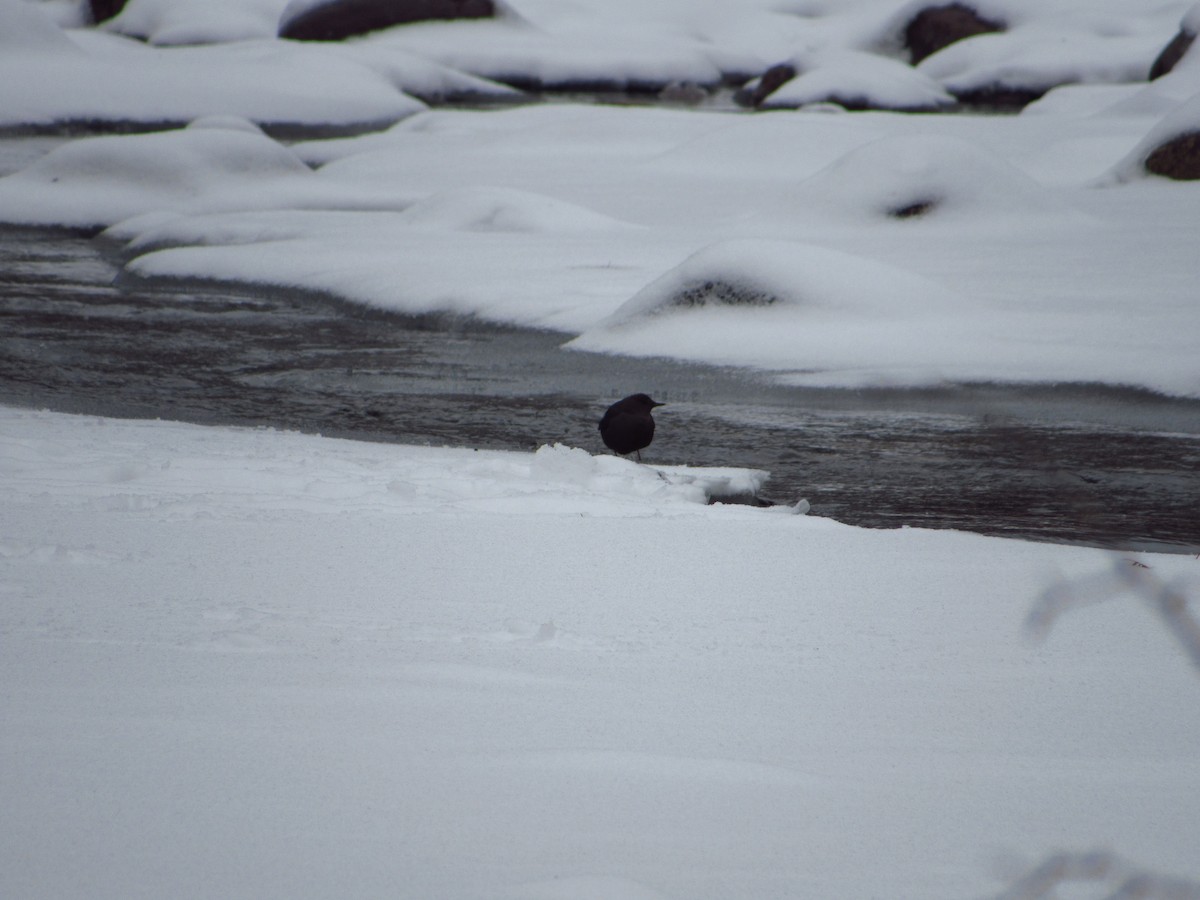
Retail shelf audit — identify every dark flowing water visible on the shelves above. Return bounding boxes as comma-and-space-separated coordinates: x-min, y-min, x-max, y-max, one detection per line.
2, 224, 1199, 553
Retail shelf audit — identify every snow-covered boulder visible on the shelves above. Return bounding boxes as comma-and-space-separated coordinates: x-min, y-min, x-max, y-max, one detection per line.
758, 49, 954, 112
788, 133, 1079, 223
0, 120, 312, 227
100, 0, 289, 44
359, 14, 725, 94
567, 239, 966, 384
918, 9, 1174, 109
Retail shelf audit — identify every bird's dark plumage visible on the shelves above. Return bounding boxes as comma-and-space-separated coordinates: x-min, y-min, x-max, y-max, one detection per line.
599, 393, 664, 460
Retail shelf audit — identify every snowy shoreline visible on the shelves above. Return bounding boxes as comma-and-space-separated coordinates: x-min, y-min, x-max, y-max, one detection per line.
3, 404, 1200, 899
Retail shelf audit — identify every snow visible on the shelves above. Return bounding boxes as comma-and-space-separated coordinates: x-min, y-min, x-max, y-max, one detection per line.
2, 2, 1200, 894
3, 406, 1199, 899
0, 26, 426, 129
915, 18, 1174, 96
761, 49, 955, 111
0, 118, 313, 226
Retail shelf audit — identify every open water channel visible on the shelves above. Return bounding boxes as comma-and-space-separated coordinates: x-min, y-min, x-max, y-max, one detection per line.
2, 135, 1198, 552
3, 220, 1198, 553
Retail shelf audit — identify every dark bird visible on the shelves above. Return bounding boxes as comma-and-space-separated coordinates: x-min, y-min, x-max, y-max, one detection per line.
599, 393, 664, 460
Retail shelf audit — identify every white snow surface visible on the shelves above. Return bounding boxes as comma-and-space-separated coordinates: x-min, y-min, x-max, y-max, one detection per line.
3, 405, 1199, 900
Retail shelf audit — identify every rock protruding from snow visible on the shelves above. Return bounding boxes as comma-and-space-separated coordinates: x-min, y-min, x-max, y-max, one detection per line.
735, 63, 797, 108
1149, 3, 1200, 80
89, 0, 128, 24
1105, 94, 1200, 182
903, 2, 1004, 65
1144, 131, 1200, 179
280, 0, 494, 42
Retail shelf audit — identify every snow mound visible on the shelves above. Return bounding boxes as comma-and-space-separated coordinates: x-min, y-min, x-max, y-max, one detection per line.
0, 124, 312, 227
530, 444, 769, 510
0, 28, 424, 131
918, 19, 1168, 99
579, 239, 958, 327
364, 18, 725, 91
763, 49, 954, 111
789, 133, 1081, 222
568, 239, 967, 385
103, 0, 289, 45
399, 187, 635, 233
325, 43, 525, 103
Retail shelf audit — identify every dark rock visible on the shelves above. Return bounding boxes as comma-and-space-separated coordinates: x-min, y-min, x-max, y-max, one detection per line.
889, 199, 938, 219
670, 280, 779, 309
280, 0, 495, 42
951, 84, 1047, 110
1149, 29, 1196, 80
89, 0, 128, 23
734, 63, 797, 108
904, 3, 1004, 65
495, 74, 697, 95
1144, 131, 1200, 180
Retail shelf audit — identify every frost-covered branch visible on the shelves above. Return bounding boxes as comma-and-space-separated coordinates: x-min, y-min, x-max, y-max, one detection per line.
994, 850, 1200, 900
1026, 556, 1200, 675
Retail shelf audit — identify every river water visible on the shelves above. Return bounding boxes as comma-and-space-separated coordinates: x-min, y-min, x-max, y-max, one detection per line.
3, 220, 1198, 553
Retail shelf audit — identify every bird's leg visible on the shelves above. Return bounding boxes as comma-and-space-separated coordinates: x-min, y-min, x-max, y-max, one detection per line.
635, 450, 642, 461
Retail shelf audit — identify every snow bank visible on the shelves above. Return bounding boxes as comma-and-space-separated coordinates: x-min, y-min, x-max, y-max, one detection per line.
2, 405, 1198, 899
0, 408, 765, 516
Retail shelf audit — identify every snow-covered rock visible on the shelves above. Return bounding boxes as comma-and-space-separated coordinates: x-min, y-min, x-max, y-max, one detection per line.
759, 49, 955, 111
0, 120, 311, 226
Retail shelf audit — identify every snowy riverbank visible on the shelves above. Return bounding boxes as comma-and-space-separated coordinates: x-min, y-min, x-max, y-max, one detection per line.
3, 406, 1199, 898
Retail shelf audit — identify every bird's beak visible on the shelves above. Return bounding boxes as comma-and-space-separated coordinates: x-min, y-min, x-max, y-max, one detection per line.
653, 402, 665, 408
